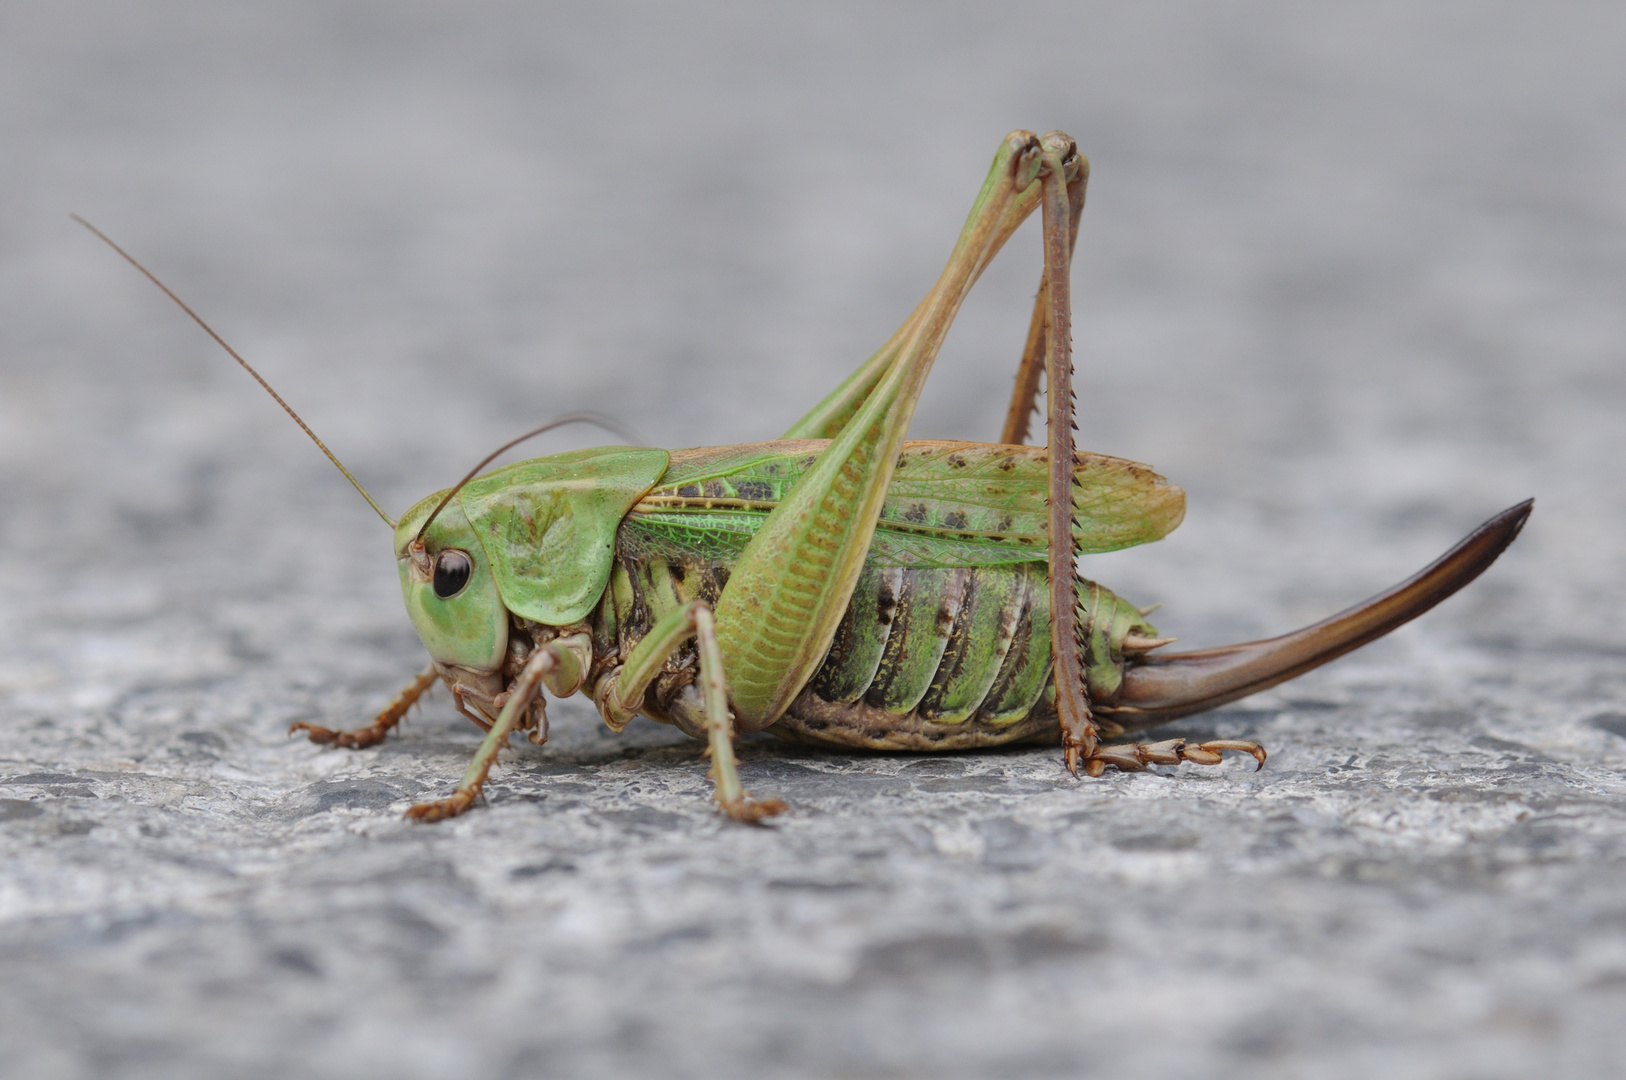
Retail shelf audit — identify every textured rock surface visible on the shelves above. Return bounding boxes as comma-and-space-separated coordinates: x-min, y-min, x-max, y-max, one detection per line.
2, 3, 1624, 1077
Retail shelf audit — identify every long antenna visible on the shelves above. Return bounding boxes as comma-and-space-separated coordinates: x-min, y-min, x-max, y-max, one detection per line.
412, 412, 639, 545
72, 214, 397, 529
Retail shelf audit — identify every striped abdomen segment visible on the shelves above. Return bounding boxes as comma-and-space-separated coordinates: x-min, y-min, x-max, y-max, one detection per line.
809, 561, 1053, 725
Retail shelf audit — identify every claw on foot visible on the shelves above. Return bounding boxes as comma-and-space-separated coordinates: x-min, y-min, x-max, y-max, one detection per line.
289, 721, 389, 749
1196, 739, 1268, 771
1064, 735, 1097, 778
718, 796, 788, 823
404, 790, 476, 822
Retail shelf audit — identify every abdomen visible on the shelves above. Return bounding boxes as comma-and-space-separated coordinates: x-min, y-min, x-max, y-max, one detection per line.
599, 540, 1064, 751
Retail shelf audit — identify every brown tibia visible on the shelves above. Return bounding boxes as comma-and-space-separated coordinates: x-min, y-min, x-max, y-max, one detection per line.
290, 664, 439, 749
1000, 132, 1087, 447
1030, 135, 1097, 777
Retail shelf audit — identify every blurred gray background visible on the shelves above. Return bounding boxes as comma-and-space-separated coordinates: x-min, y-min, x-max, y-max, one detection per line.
2, 2, 1624, 1078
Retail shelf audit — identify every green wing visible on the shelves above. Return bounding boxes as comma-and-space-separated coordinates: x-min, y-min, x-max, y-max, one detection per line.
624, 439, 1183, 570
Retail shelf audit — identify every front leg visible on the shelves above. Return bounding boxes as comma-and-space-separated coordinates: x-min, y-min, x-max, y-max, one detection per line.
596, 601, 786, 822
290, 664, 438, 748
405, 635, 591, 822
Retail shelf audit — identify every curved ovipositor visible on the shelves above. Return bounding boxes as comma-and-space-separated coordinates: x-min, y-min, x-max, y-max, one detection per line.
1101, 499, 1533, 728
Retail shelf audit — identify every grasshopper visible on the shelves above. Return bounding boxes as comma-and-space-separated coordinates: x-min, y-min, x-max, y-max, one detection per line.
81, 130, 1530, 822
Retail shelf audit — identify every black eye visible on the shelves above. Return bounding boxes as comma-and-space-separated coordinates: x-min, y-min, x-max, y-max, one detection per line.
432, 549, 473, 599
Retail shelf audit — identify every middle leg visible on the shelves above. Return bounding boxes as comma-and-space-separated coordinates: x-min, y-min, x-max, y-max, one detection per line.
595, 600, 786, 822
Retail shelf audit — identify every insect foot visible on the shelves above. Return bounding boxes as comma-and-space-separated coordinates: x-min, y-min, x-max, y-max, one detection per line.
288, 721, 390, 749
403, 790, 477, 822
717, 795, 789, 824
1081, 738, 1267, 778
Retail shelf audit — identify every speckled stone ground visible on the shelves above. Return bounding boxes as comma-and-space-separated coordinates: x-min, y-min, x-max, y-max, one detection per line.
2, 3, 1624, 1078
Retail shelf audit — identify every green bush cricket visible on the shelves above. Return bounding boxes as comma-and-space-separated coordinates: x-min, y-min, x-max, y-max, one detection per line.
79, 129, 1531, 822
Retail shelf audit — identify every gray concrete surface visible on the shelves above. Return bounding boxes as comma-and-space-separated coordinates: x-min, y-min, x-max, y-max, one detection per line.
2, 3, 1624, 1077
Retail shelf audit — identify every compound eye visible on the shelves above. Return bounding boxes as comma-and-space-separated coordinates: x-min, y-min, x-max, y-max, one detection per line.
432, 549, 473, 599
